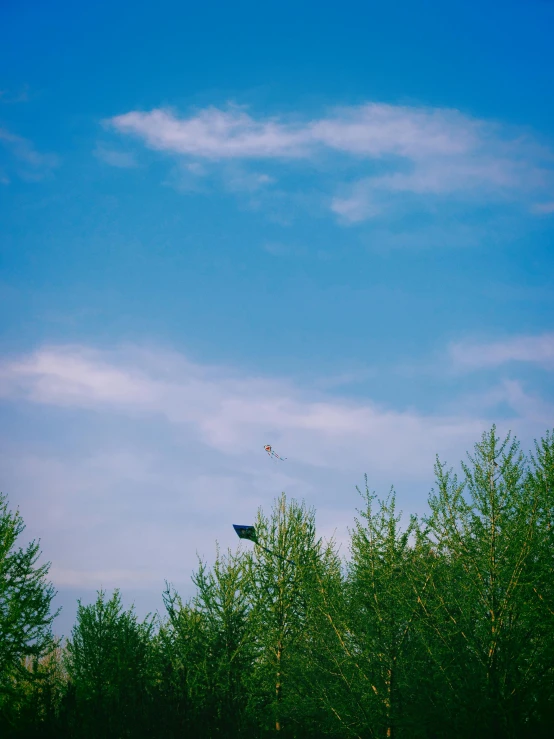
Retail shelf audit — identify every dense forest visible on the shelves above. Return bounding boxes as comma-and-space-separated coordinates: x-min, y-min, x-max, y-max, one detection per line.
1, 427, 553, 738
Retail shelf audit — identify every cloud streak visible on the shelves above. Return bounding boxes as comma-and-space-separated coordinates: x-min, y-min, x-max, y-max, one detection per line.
107, 103, 480, 160
0, 127, 59, 180
1, 343, 491, 476
106, 103, 554, 221
94, 144, 138, 168
450, 332, 554, 371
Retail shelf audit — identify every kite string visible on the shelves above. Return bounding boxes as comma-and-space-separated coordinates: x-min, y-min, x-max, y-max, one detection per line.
258, 543, 295, 566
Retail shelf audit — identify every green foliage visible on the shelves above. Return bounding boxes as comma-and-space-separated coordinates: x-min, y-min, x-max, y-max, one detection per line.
307, 481, 422, 738
153, 588, 211, 736
193, 547, 256, 737
2, 427, 554, 737
246, 494, 328, 736
63, 589, 156, 738
417, 427, 554, 737
0, 491, 59, 735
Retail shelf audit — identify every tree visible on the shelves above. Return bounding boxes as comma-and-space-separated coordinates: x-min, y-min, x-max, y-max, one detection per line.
156, 583, 219, 738
192, 547, 256, 738
523, 430, 554, 735
8, 643, 68, 738
0, 491, 59, 732
418, 427, 547, 738
309, 480, 422, 739
154, 549, 257, 738
3, 428, 553, 737
295, 523, 347, 738
247, 493, 324, 736
64, 589, 155, 738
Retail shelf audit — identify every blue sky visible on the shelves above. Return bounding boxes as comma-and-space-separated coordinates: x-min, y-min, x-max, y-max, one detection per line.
1, 0, 553, 637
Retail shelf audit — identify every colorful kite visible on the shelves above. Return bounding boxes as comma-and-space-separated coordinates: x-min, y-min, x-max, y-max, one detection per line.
264, 444, 287, 461
233, 524, 295, 565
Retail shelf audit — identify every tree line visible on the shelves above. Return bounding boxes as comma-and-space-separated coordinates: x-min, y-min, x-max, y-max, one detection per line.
1, 427, 553, 738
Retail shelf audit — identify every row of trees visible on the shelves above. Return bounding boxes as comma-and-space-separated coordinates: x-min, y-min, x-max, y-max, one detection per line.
1, 427, 553, 738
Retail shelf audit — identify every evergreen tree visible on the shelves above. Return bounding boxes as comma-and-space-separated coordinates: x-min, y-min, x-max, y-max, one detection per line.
0, 492, 59, 734
191, 547, 255, 737
156, 583, 213, 737
310, 480, 421, 739
63, 589, 155, 738
247, 493, 323, 736
10, 643, 68, 738
418, 427, 547, 738
523, 430, 554, 735
4, 427, 554, 738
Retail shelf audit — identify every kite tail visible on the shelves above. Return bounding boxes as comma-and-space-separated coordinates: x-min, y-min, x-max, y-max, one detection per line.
259, 544, 295, 566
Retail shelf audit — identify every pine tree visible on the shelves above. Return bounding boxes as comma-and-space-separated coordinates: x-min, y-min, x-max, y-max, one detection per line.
64, 589, 155, 738
419, 427, 547, 738
0, 491, 59, 734
523, 430, 554, 734
191, 547, 256, 737
310, 479, 420, 738
247, 493, 323, 736
157, 583, 213, 737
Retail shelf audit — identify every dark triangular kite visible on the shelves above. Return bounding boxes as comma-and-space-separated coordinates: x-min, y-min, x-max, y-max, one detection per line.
233, 524, 258, 543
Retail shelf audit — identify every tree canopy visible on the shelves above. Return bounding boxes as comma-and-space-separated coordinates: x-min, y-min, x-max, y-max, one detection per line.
1, 426, 553, 738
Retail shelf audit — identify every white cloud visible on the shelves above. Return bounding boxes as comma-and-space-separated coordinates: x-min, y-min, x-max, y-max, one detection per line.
0, 343, 489, 476
331, 179, 384, 222
107, 103, 481, 161
107, 106, 309, 159
450, 333, 554, 371
1, 342, 550, 603
439, 377, 554, 428
310, 104, 480, 159
331, 150, 548, 223
105, 102, 554, 222
494, 379, 554, 424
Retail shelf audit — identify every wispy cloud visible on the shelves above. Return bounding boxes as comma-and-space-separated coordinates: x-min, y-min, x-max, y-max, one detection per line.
223, 169, 276, 193
105, 103, 554, 222
0, 127, 59, 180
0, 343, 489, 476
450, 332, 554, 371
532, 201, 554, 214
107, 106, 309, 159
0, 85, 31, 104
1, 342, 549, 602
445, 378, 554, 427
106, 103, 480, 161
263, 241, 295, 256
94, 144, 138, 168
331, 158, 545, 223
